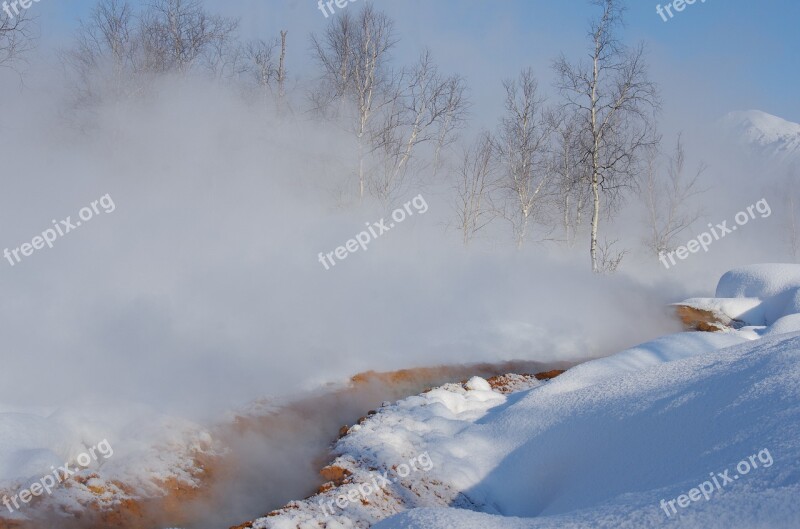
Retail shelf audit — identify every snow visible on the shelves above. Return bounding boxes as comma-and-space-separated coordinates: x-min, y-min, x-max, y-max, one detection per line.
679, 265, 800, 329
762, 314, 800, 337
722, 110, 800, 146
250, 324, 795, 528
0, 402, 217, 520
329, 264, 800, 529
677, 297, 762, 324
465, 376, 493, 392
3, 263, 800, 527
372, 332, 800, 529
716, 264, 800, 299
720, 110, 800, 162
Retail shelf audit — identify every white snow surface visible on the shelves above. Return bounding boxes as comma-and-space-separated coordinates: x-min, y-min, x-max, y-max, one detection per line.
0, 402, 216, 520
371, 335, 800, 529
679, 264, 800, 329
267, 264, 800, 529
3, 264, 800, 527
716, 264, 800, 299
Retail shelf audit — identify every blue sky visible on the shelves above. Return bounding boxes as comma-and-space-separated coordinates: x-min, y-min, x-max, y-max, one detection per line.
35, 0, 800, 127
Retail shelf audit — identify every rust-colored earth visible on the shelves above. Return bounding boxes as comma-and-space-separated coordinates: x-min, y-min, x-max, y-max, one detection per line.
674, 305, 729, 332
0, 359, 574, 529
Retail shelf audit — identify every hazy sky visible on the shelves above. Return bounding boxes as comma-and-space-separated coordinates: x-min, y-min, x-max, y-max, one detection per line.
34, 0, 800, 128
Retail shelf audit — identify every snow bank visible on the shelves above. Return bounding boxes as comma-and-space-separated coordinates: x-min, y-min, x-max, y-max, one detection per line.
716, 264, 800, 299
679, 264, 800, 329
370, 264, 800, 529
374, 333, 800, 529
243, 379, 517, 529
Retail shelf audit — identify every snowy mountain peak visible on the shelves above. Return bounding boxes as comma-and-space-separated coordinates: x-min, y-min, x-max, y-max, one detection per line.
720, 110, 800, 164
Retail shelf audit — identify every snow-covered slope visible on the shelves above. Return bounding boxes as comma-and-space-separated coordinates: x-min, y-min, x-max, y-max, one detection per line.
0, 404, 217, 525
720, 110, 800, 165
375, 331, 800, 529
371, 265, 800, 529
243, 264, 800, 529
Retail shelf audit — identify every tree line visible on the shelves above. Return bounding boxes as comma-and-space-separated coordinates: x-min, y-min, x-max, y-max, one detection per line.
2, 0, 719, 273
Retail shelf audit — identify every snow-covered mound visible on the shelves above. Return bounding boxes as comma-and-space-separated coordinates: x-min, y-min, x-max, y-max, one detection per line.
679, 264, 800, 331
369, 265, 800, 529
238, 376, 544, 529
372, 333, 800, 529
716, 263, 800, 299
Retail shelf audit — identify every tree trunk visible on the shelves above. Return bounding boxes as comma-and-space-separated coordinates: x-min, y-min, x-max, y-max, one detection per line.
358, 135, 365, 201
278, 30, 287, 101
590, 174, 600, 273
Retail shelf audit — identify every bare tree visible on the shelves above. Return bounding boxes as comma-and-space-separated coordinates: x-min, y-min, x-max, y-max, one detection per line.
597, 238, 627, 274
277, 30, 287, 100
369, 50, 468, 201
554, 0, 660, 272
496, 68, 552, 248
432, 74, 469, 178
453, 131, 498, 245
245, 37, 278, 103
643, 133, 707, 255
311, 4, 397, 199
64, 0, 140, 104
549, 109, 590, 245
309, 11, 355, 115
205, 32, 247, 82
139, 0, 238, 75
0, 6, 32, 72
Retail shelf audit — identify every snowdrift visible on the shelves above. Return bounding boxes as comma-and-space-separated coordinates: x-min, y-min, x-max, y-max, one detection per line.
244, 264, 800, 529
370, 264, 800, 529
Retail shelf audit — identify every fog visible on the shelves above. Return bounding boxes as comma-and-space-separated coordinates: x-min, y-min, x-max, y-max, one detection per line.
0, 72, 688, 419
0, 3, 796, 528
0, 1, 793, 424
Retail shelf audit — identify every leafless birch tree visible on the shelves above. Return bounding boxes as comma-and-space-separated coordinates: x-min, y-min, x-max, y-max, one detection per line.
453, 131, 498, 245
246, 38, 278, 102
643, 133, 707, 255
139, 0, 238, 75
554, 0, 660, 272
64, 0, 140, 104
277, 30, 287, 101
311, 5, 397, 199
496, 68, 552, 247
369, 50, 468, 201
549, 109, 590, 245
432, 75, 469, 177
0, 6, 32, 72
